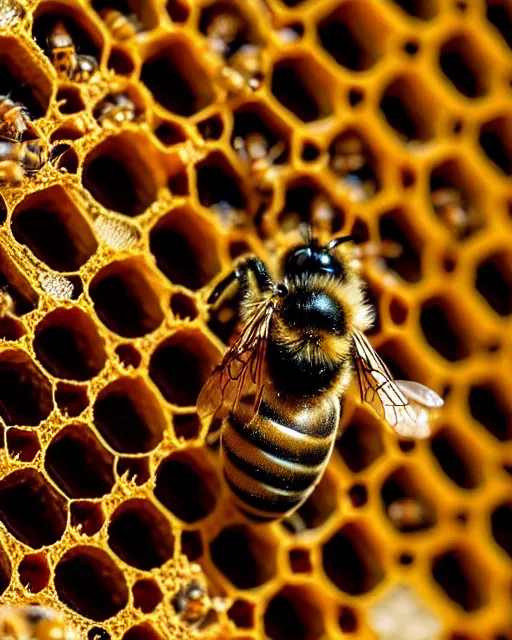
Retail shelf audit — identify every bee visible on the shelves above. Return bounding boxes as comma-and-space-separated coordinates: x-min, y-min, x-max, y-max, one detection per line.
221, 44, 264, 94
94, 92, 137, 127
387, 498, 431, 532
431, 187, 474, 239
0, 0, 24, 29
0, 95, 31, 140
233, 132, 285, 190
329, 133, 377, 200
47, 22, 98, 82
173, 564, 228, 628
99, 8, 143, 41
0, 288, 14, 317
0, 139, 69, 184
0, 605, 78, 640
198, 236, 444, 521
205, 10, 244, 57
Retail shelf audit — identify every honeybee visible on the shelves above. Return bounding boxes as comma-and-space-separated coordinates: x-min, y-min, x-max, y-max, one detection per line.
387, 498, 431, 532
205, 10, 244, 57
99, 8, 143, 41
0, 139, 69, 184
0, 605, 78, 640
94, 92, 137, 127
221, 44, 263, 94
198, 236, 444, 521
0, 95, 31, 140
329, 133, 377, 200
431, 187, 474, 239
47, 22, 98, 82
233, 132, 285, 190
173, 564, 228, 628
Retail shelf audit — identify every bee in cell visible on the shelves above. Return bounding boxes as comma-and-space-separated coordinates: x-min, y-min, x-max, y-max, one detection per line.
431, 187, 477, 240
94, 92, 137, 127
387, 498, 431, 532
0, 605, 79, 640
0, 95, 31, 141
233, 132, 285, 191
0, 139, 70, 184
99, 8, 143, 41
47, 22, 98, 82
173, 564, 229, 629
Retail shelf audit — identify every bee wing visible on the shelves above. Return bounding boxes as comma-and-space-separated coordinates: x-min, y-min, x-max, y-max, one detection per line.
197, 297, 276, 428
352, 330, 443, 439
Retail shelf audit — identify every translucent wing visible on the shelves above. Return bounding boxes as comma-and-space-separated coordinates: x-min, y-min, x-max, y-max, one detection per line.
352, 330, 443, 439
197, 297, 276, 428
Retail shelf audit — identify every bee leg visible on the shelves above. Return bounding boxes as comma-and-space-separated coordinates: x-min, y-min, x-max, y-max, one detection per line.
207, 257, 273, 305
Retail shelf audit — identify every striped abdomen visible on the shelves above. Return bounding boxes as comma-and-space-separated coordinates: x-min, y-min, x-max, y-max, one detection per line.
221, 390, 339, 521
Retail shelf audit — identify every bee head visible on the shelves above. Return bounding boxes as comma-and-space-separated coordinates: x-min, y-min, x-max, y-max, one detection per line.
283, 236, 354, 281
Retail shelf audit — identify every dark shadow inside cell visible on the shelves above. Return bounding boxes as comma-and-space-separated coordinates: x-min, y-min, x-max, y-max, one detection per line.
336, 410, 384, 472
198, 115, 224, 141
381, 466, 436, 532
171, 292, 198, 320
389, 0, 438, 19
376, 341, 413, 380
468, 384, 510, 441
116, 457, 150, 485
196, 153, 246, 210
154, 451, 218, 522
154, 122, 186, 146
289, 548, 312, 573
476, 253, 512, 316
479, 117, 512, 175
108, 47, 135, 75
50, 125, 85, 142
432, 549, 485, 611
55, 546, 128, 621
491, 502, 512, 559
141, 41, 213, 115
32, 6, 101, 57
6, 428, 40, 462
0, 541, 9, 596
168, 170, 189, 196
108, 499, 175, 570
91, 0, 158, 30
338, 606, 358, 633
439, 35, 486, 98
210, 525, 276, 589
430, 429, 480, 490
348, 483, 368, 508
380, 76, 434, 142
278, 182, 343, 234
281, 472, 337, 533
18, 551, 50, 593
0, 246, 38, 316
181, 529, 203, 561
173, 413, 201, 440
272, 60, 330, 122
70, 501, 105, 536
231, 108, 287, 159
322, 523, 384, 595
55, 382, 89, 418
379, 210, 422, 282
301, 142, 320, 162
56, 87, 86, 114
228, 599, 254, 628
123, 624, 162, 640
115, 343, 141, 368
207, 286, 241, 345
34, 308, 107, 380
133, 578, 163, 614
420, 299, 470, 362
487, 1, 512, 50
264, 587, 324, 640
0, 469, 67, 548
45, 424, 115, 499
0, 196, 6, 225
166, 0, 190, 22
389, 298, 408, 324
328, 129, 380, 200
88, 627, 111, 640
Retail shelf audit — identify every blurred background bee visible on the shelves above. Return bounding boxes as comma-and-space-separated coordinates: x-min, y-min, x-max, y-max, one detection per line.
94, 92, 137, 127
0, 605, 78, 640
329, 132, 378, 201
99, 8, 143, 41
431, 186, 478, 240
173, 564, 229, 629
198, 235, 443, 522
47, 22, 98, 82
387, 498, 432, 532
233, 132, 285, 191
0, 95, 32, 141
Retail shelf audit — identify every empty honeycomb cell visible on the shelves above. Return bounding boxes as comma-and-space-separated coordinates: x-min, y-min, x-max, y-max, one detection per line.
228, 599, 254, 628
336, 409, 384, 473
439, 34, 488, 98
210, 524, 277, 589
264, 585, 325, 640
479, 116, 512, 175
381, 466, 436, 532
430, 428, 481, 490
338, 606, 358, 633
108, 499, 175, 570
154, 450, 218, 523
431, 547, 487, 611
0, 350, 53, 426
94, 376, 166, 454
55, 546, 129, 621
301, 141, 321, 162
133, 578, 163, 614
348, 483, 368, 508
90, 259, 164, 338
389, 0, 438, 19
141, 38, 214, 116
149, 329, 218, 407
317, 1, 389, 71
197, 114, 224, 141
108, 46, 135, 75
50, 124, 85, 142
0, 469, 67, 548
380, 74, 437, 142
11, 186, 98, 272
281, 472, 338, 533
181, 529, 203, 561
45, 423, 115, 499
0, 541, 10, 597
150, 205, 221, 290
173, 413, 201, 440
167, 170, 189, 196
271, 57, 333, 123
487, 1, 512, 49
6, 428, 40, 462
123, 624, 162, 640
289, 548, 312, 573
70, 501, 105, 536
18, 551, 50, 593
278, 181, 343, 234
322, 523, 384, 595
55, 382, 89, 418
475, 252, 512, 317
56, 87, 86, 114
115, 344, 141, 368
376, 340, 416, 381
491, 502, 512, 559
170, 291, 199, 320
116, 457, 150, 485
468, 383, 510, 441
389, 297, 408, 324
34, 308, 107, 380
83, 134, 159, 217
420, 297, 470, 362
154, 121, 187, 146
196, 152, 247, 217
166, 0, 189, 23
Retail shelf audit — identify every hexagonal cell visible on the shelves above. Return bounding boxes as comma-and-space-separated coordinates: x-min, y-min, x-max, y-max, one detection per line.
323, 522, 384, 595
487, 1, 512, 50
108, 46, 135, 75
173, 413, 201, 440
228, 598, 254, 629
329, 129, 380, 201
83, 133, 159, 216
18, 551, 50, 593
55, 546, 128, 621
389, 0, 438, 20
170, 292, 199, 321
381, 466, 436, 532
168, 170, 189, 196
439, 34, 488, 98
133, 578, 163, 613
272, 57, 333, 123
420, 297, 470, 362
116, 457, 150, 485
232, 103, 288, 157
94, 376, 166, 454
56, 86, 86, 114
55, 382, 89, 418
150, 205, 221, 291
491, 502, 512, 559
336, 409, 384, 473
0, 36, 52, 118
479, 116, 512, 175
115, 344, 141, 368
108, 499, 175, 570
430, 428, 481, 489
45, 424, 115, 499
278, 180, 344, 235
141, 37, 214, 115
432, 547, 487, 611
149, 329, 218, 407
0, 469, 67, 548
338, 606, 358, 633
154, 450, 219, 523
11, 186, 97, 272
70, 501, 105, 536
91, 0, 159, 32
6, 428, 40, 462
379, 208, 422, 282
468, 382, 511, 441
289, 548, 312, 573
167, 0, 189, 23
154, 121, 186, 146
348, 483, 368, 508
318, 2, 389, 71
123, 624, 162, 640
0, 350, 52, 426
281, 471, 338, 533
196, 152, 247, 224
197, 114, 224, 141
210, 524, 277, 588
476, 252, 512, 316
264, 586, 325, 640
0, 541, 10, 597
181, 529, 203, 561
380, 75, 437, 142
34, 308, 107, 380
90, 258, 164, 338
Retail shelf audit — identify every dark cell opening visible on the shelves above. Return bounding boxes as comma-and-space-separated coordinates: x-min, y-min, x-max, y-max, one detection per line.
432, 549, 485, 611
70, 501, 105, 536
479, 117, 512, 175
469, 384, 510, 441
289, 548, 312, 573
57, 87, 86, 114
115, 344, 141, 368
389, 0, 438, 20
476, 253, 512, 316
123, 624, 162, 640
108, 47, 135, 75
338, 606, 358, 632
336, 411, 384, 472
166, 0, 190, 22
154, 122, 186, 146
6, 428, 40, 462
420, 299, 470, 362
491, 503, 512, 559
264, 587, 324, 640
0, 197, 6, 225
0, 541, 10, 597
228, 599, 254, 628
171, 292, 198, 320
272, 60, 330, 122
430, 429, 480, 489
196, 153, 246, 211
380, 76, 434, 142
18, 552, 50, 593
278, 182, 343, 235
281, 473, 337, 533
88, 628, 111, 640
33, 6, 102, 57
116, 457, 150, 485
55, 382, 89, 418
198, 115, 224, 141
173, 413, 201, 440
487, 2, 512, 50
301, 142, 320, 162
168, 171, 189, 196
439, 35, 487, 98
348, 483, 368, 508
181, 530, 203, 561
133, 578, 163, 614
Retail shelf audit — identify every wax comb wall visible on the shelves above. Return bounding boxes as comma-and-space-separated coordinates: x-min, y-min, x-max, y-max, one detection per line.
0, 0, 511, 639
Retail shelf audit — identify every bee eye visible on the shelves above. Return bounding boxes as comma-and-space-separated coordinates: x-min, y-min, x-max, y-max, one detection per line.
276, 283, 288, 297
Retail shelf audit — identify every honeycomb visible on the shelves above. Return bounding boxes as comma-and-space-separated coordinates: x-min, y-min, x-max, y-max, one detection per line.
0, 0, 511, 638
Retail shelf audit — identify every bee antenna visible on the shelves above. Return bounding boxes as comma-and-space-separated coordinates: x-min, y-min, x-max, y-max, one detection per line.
327, 235, 357, 250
